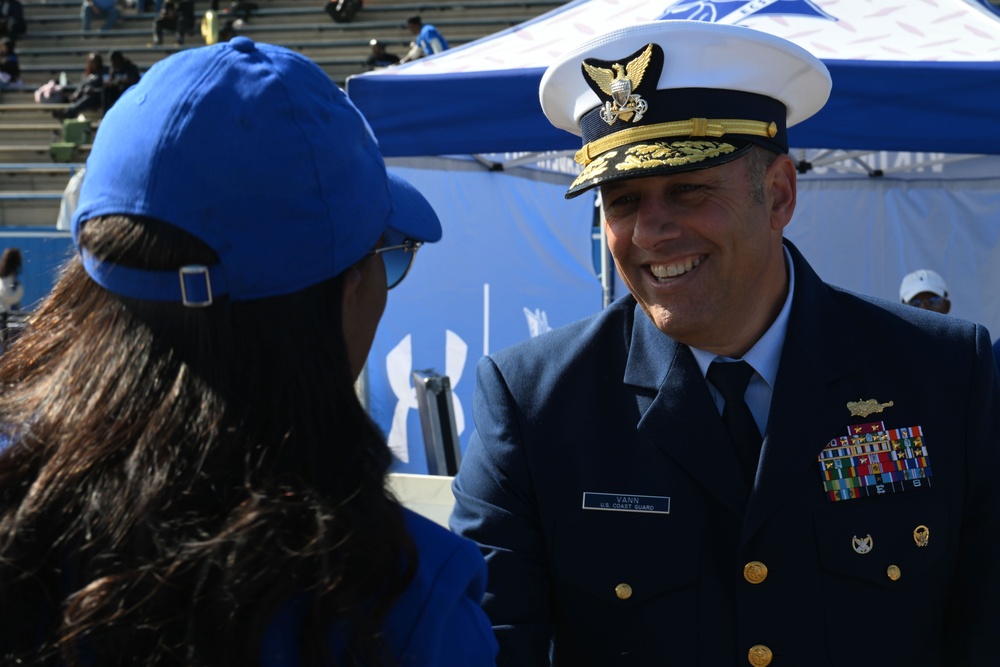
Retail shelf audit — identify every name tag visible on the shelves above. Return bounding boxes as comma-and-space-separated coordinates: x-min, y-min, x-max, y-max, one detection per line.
582, 492, 671, 514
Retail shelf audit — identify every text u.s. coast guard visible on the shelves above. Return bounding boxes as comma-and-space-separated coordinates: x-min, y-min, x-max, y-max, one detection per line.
582, 492, 671, 514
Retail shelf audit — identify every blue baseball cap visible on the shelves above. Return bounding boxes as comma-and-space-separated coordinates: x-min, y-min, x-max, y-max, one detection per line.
72, 37, 441, 305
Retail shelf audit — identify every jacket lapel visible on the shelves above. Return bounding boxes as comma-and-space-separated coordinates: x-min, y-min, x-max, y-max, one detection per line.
742, 241, 865, 540
626, 305, 750, 517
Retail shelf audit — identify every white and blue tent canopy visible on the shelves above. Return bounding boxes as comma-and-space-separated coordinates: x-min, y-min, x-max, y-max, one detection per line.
347, 0, 1000, 158
347, 1, 1000, 473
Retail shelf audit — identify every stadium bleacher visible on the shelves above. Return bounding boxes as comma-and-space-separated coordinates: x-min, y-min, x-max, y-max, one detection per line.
0, 0, 564, 228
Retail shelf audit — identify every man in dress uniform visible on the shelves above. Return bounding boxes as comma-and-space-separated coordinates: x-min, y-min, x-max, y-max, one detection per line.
450, 19, 1000, 667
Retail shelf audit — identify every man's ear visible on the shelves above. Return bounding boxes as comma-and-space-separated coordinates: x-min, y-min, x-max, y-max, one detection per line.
768, 154, 796, 232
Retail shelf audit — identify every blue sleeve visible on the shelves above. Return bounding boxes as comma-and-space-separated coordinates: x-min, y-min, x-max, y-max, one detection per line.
388, 511, 498, 666
947, 324, 1000, 662
450, 356, 552, 667
260, 511, 497, 667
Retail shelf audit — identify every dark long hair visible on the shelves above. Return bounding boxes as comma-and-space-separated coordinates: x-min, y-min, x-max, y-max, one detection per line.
0, 216, 415, 666
83, 52, 103, 78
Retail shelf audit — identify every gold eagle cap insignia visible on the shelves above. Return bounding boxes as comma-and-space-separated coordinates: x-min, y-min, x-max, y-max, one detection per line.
582, 43, 655, 125
847, 399, 895, 418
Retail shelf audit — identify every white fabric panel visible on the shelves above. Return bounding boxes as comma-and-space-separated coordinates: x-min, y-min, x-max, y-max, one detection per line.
368, 163, 600, 473
790, 177, 1000, 337
374, 0, 1000, 76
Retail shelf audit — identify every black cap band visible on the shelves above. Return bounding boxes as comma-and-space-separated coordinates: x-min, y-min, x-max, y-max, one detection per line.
579, 87, 788, 162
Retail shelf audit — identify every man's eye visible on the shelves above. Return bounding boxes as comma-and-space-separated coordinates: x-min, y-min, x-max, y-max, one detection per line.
606, 193, 639, 208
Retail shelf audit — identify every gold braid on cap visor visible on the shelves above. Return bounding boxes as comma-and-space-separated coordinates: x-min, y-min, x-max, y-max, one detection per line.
575, 117, 778, 166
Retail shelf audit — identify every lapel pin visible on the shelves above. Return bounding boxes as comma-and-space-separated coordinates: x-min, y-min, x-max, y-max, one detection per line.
852, 534, 873, 554
847, 399, 894, 418
914, 525, 930, 547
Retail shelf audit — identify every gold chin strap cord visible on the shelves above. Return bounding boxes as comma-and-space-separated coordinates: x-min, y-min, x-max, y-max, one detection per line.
575, 117, 778, 165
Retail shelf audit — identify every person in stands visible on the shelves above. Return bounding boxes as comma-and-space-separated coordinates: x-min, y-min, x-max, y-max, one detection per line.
365, 38, 399, 71
102, 50, 141, 110
52, 51, 108, 120
152, 0, 194, 45
0, 0, 27, 41
399, 15, 448, 63
0, 36, 20, 89
81, 0, 119, 34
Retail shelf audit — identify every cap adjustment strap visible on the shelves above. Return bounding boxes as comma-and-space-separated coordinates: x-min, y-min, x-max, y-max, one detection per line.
179, 265, 213, 307
81, 249, 228, 307
575, 117, 778, 165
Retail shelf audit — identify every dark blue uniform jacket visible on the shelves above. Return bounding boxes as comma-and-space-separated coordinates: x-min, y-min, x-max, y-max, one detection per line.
452, 240, 1000, 667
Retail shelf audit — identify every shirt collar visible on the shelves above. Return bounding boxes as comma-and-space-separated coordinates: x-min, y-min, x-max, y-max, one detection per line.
689, 244, 795, 388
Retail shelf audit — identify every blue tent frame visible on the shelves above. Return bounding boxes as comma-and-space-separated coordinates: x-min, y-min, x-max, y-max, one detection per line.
347, 0, 1000, 158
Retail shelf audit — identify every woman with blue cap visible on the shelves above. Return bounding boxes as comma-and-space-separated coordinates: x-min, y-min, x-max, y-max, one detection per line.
0, 38, 497, 666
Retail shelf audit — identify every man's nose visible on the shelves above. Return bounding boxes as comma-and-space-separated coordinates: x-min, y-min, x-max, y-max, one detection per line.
631, 196, 682, 249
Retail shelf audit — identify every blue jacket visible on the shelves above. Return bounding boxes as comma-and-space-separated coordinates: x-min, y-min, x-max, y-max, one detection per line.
416, 24, 449, 56
261, 508, 498, 665
452, 240, 1000, 666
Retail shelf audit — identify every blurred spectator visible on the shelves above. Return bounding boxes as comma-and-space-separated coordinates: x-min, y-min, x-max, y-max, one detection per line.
218, 18, 237, 41
52, 52, 108, 120
324, 0, 360, 23
81, 0, 119, 33
152, 0, 194, 45
219, 0, 257, 22
0, 247, 23, 352
399, 15, 448, 63
365, 38, 399, 70
0, 36, 20, 89
0, 248, 23, 311
0, 0, 26, 40
103, 50, 140, 109
900, 268, 951, 314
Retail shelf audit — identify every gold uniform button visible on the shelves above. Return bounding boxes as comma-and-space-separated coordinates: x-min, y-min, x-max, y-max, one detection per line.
615, 583, 632, 600
743, 561, 768, 584
887, 564, 901, 581
748, 644, 773, 667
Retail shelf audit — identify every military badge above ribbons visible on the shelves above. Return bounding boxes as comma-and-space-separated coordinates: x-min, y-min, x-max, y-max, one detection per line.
818, 421, 932, 502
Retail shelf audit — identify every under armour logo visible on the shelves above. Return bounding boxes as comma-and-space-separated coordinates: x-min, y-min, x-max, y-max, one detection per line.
385, 330, 467, 463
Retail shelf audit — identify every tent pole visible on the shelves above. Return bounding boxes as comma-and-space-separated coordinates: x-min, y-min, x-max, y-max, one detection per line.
597, 193, 614, 309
